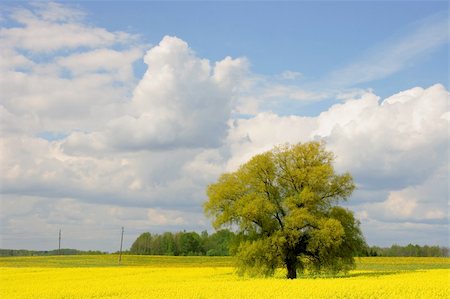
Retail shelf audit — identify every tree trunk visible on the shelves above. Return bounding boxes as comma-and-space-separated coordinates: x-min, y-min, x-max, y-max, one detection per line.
285, 252, 298, 279
286, 262, 297, 279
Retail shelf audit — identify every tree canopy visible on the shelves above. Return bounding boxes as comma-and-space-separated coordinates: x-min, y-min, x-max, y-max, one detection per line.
204, 141, 366, 279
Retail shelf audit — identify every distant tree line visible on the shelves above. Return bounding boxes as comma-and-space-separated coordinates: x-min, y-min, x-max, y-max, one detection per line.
0, 248, 106, 257
2, 239, 447, 258
130, 229, 449, 258
364, 244, 449, 257
129, 230, 235, 256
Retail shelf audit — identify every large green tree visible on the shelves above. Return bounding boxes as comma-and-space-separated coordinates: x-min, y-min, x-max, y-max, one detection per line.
204, 141, 366, 279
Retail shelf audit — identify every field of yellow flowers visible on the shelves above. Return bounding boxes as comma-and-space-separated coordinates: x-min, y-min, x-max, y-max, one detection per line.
1, 256, 448, 299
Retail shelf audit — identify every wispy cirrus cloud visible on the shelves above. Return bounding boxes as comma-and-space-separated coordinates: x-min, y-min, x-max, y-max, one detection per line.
323, 12, 449, 88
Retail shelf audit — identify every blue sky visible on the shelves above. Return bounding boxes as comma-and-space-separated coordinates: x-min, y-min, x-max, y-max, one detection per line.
78, 1, 448, 92
0, 1, 448, 251
73, 0, 449, 116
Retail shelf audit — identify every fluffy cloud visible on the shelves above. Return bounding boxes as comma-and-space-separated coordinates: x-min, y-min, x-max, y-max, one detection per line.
0, 134, 213, 211
108, 36, 248, 150
226, 113, 317, 170
61, 36, 248, 152
0, 2, 143, 134
325, 84, 448, 190
56, 48, 142, 82
361, 163, 448, 224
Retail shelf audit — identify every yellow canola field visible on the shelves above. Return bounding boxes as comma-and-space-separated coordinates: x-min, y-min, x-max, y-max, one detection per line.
1, 266, 449, 299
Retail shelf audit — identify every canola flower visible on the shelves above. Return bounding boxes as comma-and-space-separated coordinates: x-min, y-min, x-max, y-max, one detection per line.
0, 256, 448, 299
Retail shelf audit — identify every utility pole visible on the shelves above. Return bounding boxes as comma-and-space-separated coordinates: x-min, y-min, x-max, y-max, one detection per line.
118, 227, 124, 263
58, 229, 61, 255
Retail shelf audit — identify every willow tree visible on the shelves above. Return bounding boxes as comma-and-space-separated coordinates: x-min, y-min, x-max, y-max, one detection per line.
204, 141, 366, 279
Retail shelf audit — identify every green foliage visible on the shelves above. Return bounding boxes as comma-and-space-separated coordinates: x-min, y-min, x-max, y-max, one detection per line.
179, 232, 202, 255
235, 238, 282, 277
366, 244, 449, 257
129, 230, 236, 256
0, 248, 106, 257
204, 141, 366, 278
204, 229, 235, 256
130, 232, 152, 255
